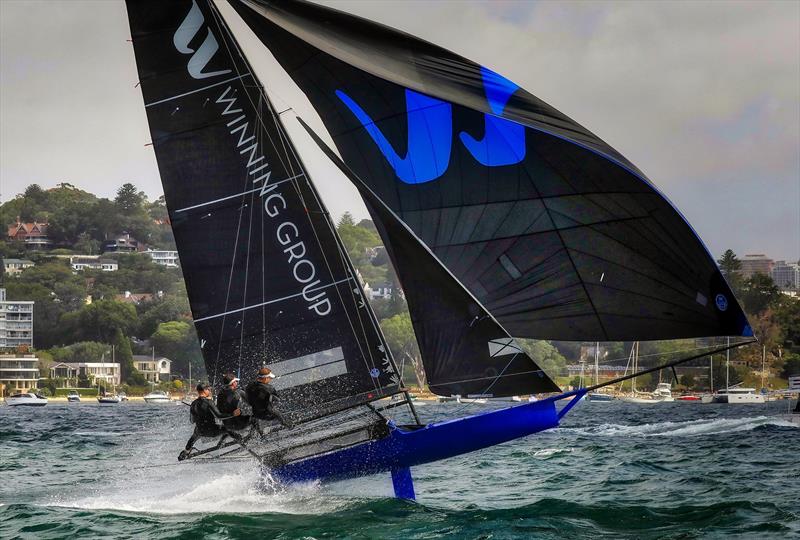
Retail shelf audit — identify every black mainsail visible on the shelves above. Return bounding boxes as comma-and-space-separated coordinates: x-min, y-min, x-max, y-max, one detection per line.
229, 0, 752, 343
125, 0, 404, 422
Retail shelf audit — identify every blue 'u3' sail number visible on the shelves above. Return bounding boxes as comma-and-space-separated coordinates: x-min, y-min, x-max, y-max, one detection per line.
336, 67, 526, 184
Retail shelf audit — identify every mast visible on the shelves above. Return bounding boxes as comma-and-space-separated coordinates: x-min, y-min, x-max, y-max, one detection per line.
594, 342, 600, 387
710, 355, 714, 393
726, 336, 730, 390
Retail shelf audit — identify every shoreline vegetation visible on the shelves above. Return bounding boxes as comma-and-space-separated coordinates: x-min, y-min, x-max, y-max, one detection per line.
1, 182, 798, 396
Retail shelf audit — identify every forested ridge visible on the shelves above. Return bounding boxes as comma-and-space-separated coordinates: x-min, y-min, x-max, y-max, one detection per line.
1, 183, 797, 395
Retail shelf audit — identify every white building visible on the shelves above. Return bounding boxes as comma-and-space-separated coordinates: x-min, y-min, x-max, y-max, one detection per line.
2, 258, 35, 276
0, 354, 39, 394
70, 255, 118, 272
50, 361, 121, 387
771, 261, 799, 291
145, 250, 179, 268
0, 288, 34, 349
133, 355, 172, 383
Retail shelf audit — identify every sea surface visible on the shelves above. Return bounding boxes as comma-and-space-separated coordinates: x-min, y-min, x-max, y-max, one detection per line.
0, 398, 797, 539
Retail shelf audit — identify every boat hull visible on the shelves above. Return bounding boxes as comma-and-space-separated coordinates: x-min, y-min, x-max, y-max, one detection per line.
5, 394, 48, 407
271, 395, 564, 485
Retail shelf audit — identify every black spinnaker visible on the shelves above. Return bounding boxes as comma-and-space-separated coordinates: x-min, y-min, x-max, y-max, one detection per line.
126, 0, 404, 424
230, 0, 752, 343
298, 118, 560, 398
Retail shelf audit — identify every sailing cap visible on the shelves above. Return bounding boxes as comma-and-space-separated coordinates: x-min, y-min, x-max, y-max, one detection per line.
257, 367, 276, 379
196, 382, 210, 392
222, 373, 239, 386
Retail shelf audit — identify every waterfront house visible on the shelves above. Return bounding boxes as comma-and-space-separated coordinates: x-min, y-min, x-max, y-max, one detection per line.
102, 232, 143, 253
0, 354, 39, 394
70, 256, 119, 272
0, 288, 34, 349
133, 355, 171, 383
50, 361, 121, 387
144, 249, 179, 268
2, 258, 35, 276
6, 220, 52, 250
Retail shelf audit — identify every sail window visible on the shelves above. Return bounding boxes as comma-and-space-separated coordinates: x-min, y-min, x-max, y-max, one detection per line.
499, 254, 522, 280
270, 347, 348, 389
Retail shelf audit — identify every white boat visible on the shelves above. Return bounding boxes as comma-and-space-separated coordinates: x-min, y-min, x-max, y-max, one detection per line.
704, 387, 765, 404
143, 390, 171, 404
97, 393, 122, 404
67, 391, 81, 402
5, 393, 48, 407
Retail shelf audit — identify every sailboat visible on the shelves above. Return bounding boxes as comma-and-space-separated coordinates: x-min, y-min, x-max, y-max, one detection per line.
587, 342, 613, 402
124, 0, 754, 499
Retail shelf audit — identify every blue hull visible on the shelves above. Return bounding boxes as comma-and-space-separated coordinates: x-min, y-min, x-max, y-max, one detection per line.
272, 392, 582, 488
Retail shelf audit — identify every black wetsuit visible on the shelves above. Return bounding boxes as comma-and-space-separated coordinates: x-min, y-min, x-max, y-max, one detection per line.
184, 397, 241, 450
217, 386, 251, 431
794, 399, 800, 413
245, 380, 291, 427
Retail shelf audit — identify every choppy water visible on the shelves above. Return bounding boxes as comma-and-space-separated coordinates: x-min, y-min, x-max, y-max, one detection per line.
1, 399, 797, 539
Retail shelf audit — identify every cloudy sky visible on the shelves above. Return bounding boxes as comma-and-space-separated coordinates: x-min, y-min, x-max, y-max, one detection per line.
1, 0, 798, 261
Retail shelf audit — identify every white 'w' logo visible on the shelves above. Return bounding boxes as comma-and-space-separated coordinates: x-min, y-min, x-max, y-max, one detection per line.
173, 0, 232, 79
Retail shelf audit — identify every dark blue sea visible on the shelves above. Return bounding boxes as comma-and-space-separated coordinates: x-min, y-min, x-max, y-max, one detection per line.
1, 399, 797, 539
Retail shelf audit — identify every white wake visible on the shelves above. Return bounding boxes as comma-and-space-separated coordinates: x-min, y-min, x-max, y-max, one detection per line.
47, 460, 348, 515
567, 415, 797, 438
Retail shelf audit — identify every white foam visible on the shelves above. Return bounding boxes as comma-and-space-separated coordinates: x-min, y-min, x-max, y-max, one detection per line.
532, 447, 574, 458
567, 416, 797, 438
47, 461, 348, 515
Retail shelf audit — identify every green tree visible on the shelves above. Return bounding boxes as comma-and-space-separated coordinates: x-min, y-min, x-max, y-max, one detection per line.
337, 212, 355, 228
740, 273, 781, 315
679, 373, 696, 388
115, 183, 145, 214
112, 327, 135, 383
137, 296, 191, 338
150, 320, 203, 379
380, 313, 424, 388
774, 297, 800, 350
780, 353, 800, 379
717, 249, 743, 295
73, 300, 138, 343
518, 340, 567, 380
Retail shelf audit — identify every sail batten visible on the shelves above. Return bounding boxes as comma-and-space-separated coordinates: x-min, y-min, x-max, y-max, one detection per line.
231, 0, 751, 342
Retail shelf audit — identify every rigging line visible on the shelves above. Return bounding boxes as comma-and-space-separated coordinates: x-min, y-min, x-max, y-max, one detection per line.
238, 144, 259, 372
584, 339, 757, 393
208, 3, 296, 178
194, 276, 355, 322
209, 0, 375, 380
173, 175, 303, 214
144, 73, 251, 107
211, 4, 399, 401
431, 367, 548, 387
269, 110, 385, 396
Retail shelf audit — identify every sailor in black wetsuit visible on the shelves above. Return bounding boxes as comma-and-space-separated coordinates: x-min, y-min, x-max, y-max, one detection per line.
794, 397, 800, 413
245, 367, 293, 431
216, 373, 251, 431
179, 382, 242, 461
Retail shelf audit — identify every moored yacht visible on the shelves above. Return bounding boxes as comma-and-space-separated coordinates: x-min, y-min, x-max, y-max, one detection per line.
703, 387, 765, 404
97, 393, 122, 404
5, 393, 48, 407
143, 390, 171, 404
67, 391, 81, 402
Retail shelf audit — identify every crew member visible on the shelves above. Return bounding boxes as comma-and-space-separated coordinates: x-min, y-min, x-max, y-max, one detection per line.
217, 372, 251, 431
179, 382, 242, 461
245, 367, 293, 429
794, 397, 800, 413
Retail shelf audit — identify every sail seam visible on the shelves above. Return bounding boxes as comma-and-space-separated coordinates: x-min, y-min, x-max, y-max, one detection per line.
173, 174, 303, 213
194, 276, 354, 322
145, 73, 251, 108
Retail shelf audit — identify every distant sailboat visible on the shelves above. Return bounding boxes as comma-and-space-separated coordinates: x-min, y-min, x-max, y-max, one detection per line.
124, 0, 755, 499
